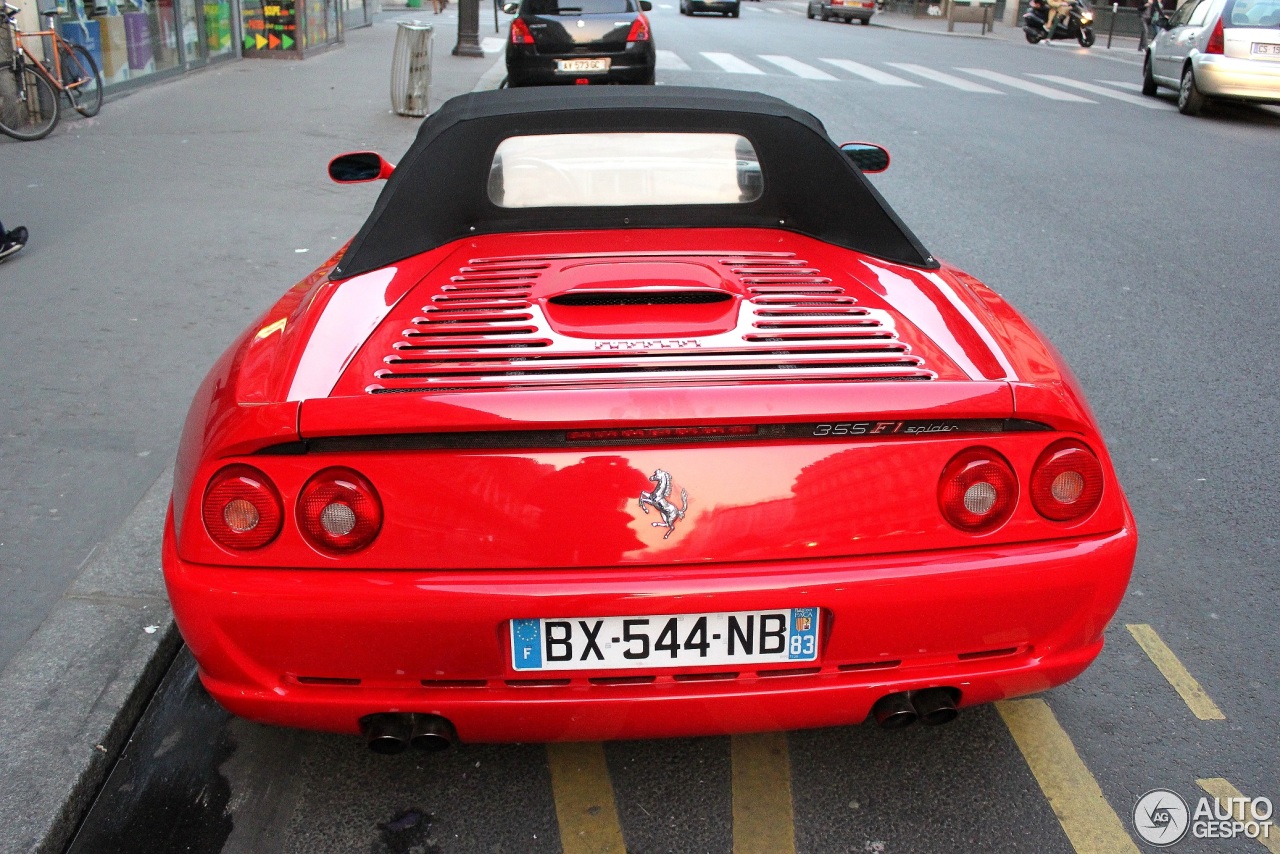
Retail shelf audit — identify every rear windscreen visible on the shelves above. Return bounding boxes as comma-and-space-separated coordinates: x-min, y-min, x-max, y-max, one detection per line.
522, 0, 635, 13
1224, 0, 1280, 26
488, 133, 763, 208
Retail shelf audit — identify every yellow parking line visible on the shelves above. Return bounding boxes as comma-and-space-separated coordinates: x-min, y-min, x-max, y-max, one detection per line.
1126, 623, 1226, 721
996, 699, 1140, 854
731, 732, 797, 854
546, 742, 627, 854
1197, 778, 1280, 854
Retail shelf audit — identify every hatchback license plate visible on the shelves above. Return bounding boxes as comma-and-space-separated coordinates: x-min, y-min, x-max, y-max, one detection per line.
556, 58, 610, 73
512, 608, 819, 671
1252, 42, 1280, 55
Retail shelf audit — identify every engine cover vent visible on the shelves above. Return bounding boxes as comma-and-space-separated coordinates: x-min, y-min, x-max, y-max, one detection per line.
370, 253, 933, 394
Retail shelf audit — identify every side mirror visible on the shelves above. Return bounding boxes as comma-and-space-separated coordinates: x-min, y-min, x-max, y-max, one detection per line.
640, 0, 652, 9
502, 1, 518, 12
840, 142, 890, 174
328, 152, 395, 183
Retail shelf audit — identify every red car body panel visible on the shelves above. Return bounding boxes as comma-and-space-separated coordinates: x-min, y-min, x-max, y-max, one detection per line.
165, 508, 1133, 741
164, 89, 1135, 743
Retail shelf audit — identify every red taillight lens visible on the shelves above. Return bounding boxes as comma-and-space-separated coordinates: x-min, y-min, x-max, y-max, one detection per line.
1030, 440, 1104, 522
202, 465, 283, 550
297, 467, 383, 554
1205, 16, 1224, 54
627, 15, 650, 41
506, 18, 532, 44
511, 18, 534, 44
939, 448, 1018, 532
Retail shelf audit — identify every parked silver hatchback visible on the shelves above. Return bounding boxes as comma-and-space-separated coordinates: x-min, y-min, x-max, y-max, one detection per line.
1143, 0, 1280, 114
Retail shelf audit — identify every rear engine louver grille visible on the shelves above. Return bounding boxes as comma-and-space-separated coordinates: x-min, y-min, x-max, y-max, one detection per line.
371, 254, 932, 393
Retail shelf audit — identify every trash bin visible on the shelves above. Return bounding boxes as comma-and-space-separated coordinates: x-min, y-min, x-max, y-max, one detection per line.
391, 21, 433, 117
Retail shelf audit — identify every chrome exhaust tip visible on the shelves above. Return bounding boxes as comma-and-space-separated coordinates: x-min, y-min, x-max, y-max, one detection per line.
911, 688, 959, 726
410, 714, 458, 752
871, 692, 918, 730
360, 713, 413, 754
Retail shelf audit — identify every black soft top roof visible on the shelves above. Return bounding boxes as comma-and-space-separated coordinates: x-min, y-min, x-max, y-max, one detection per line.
331, 86, 937, 280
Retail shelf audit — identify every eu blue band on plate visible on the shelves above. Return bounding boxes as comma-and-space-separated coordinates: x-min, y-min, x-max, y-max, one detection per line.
512, 618, 543, 669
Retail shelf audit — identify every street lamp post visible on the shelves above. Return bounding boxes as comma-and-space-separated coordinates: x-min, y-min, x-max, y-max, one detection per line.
454, 0, 486, 56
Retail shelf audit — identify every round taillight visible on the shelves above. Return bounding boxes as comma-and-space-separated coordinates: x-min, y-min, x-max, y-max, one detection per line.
939, 448, 1018, 533
1031, 440, 1104, 522
202, 464, 283, 550
297, 467, 382, 554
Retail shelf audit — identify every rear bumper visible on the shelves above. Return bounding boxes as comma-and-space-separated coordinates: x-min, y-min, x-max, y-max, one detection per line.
506, 44, 655, 86
164, 509, 1135, 742
821, 3, 874, 19
1193, 54, 1280, 102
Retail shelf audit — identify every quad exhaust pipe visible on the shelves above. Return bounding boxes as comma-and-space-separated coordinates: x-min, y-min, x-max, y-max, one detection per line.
911, 687, 959, 726
360, 713, 458, 754
871, 688, 959, 730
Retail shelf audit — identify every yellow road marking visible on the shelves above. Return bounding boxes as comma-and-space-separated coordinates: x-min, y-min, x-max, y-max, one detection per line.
1126, 623, 1226, 721
997, 699, 1140, 854
546, 742, 627, 854
1197, 778, 1280, 854
731, 732, 797, 854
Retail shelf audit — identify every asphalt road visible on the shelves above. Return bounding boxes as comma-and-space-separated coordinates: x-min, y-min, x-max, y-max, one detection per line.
17, 3, 1280, 852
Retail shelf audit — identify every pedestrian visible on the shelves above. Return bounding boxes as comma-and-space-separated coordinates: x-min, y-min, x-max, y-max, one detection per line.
1138, 0, 1161, 51
0, 221, 27, 263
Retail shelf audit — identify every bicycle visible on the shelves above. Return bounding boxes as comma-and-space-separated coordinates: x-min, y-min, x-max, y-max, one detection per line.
0, 1, 103, 141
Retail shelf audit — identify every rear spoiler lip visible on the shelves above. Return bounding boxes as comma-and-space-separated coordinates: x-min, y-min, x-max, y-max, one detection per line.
258, 416, 1055, 456
294, 380, 1022, 442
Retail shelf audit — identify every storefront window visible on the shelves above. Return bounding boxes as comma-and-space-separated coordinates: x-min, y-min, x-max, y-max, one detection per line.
342, 0, 369, 28
241, 0, 299, 50
241, 0, 339, 53
54, 0, 230, 87
204, 0, 232, 55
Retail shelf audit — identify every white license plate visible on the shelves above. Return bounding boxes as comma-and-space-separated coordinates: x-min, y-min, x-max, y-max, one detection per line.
511, 608, 819, 671
1252, 42, 1280, 56
556, 58, 610, 73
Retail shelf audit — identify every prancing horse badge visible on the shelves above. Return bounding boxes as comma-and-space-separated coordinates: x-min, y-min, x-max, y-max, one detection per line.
639, 469, 688, 540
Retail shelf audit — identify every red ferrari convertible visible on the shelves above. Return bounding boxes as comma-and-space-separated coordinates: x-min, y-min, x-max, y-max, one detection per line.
163, 87, 1136, 752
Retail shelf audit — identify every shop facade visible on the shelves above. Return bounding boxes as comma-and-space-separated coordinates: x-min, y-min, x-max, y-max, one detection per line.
6, 0, 367, 92
240, 0, 370, 57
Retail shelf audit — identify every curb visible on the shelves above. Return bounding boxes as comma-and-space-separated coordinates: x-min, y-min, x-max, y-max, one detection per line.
0, 471, 178, 854
870, 16, 1009, 38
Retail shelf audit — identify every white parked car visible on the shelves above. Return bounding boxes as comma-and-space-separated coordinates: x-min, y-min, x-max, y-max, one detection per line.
1143, 0, 1280, 114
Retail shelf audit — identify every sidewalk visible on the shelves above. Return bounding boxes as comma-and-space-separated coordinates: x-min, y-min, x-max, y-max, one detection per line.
0, 18, 498, 854
869, 4, 1144, 51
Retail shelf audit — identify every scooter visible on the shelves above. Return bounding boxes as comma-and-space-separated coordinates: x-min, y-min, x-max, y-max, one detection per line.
1024, 0, 1096, 46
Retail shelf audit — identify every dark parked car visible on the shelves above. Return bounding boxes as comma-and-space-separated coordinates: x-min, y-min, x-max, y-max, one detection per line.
680, 0, 741, 18
504, 0, 656, 86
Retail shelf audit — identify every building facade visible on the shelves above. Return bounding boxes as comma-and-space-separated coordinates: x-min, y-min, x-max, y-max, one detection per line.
6, 0, 371, 93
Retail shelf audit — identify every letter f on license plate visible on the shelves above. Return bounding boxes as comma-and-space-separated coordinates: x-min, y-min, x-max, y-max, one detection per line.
510, 608, 820, 671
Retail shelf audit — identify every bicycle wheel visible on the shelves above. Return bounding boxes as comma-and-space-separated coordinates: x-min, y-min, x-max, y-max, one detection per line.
63, 44, 102, 118
0, 63, 59, 141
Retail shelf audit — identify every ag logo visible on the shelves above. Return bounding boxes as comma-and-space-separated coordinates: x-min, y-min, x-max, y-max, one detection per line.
1134, 789, 1190, 846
